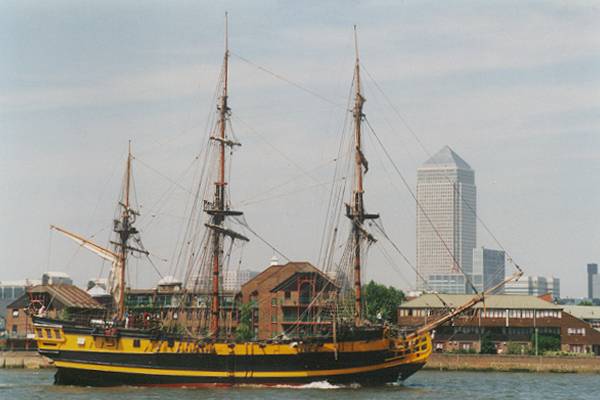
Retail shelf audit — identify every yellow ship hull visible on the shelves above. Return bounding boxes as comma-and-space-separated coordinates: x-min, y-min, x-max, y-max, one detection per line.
34, 319, 431, 386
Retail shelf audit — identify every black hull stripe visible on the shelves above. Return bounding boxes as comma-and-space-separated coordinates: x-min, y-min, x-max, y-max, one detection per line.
54, 362, 426, 387
49, 349, 399, 372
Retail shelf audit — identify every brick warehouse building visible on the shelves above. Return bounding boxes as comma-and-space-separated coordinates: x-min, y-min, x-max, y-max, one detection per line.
240, 261, 337, 340
398, 294, 600, 355
6, 284, 105, 349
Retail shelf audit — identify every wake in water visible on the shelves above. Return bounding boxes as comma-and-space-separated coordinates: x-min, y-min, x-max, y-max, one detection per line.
274, 381, 343, 389
236, 381, 361, 390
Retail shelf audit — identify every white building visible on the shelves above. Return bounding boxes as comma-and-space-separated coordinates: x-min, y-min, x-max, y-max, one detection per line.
222, 269, 259, 292
471, 247, 505, 294
416, 146, 476, 294
505, 276, 560, 299
42, 271, 73, 286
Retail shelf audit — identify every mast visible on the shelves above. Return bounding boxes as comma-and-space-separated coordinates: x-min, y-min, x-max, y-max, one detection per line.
50, 142, 147, 323
115, 142, 132, 320
206, 12, 248, 338
211, 11, 228, 338
111, 141, 146, 321
347, 26, 378, 326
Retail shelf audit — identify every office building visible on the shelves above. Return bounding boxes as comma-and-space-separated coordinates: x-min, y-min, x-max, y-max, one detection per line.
41, 271, 73, 286
416, 146, 476, 294
222, 269, 259, 292
504, 275, 560, 299
472, 247, 505, 294
0, 279, 42, 322
588, 263, 599, 300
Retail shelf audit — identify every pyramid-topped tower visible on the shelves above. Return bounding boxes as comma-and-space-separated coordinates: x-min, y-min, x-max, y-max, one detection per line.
416, 146, 476, 294
422, 145, 472, 170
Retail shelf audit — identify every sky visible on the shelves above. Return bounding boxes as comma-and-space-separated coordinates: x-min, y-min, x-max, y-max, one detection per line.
1, 0, 599, 298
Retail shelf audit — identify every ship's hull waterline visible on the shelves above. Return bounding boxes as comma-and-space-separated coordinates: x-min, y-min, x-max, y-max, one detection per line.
34, 319, 431, 387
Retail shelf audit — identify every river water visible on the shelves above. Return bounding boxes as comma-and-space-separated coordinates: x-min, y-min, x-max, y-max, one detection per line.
1, 369, 598, 400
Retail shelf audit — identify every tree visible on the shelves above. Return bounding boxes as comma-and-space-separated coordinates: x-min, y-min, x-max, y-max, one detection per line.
534, 333, 560, 354
507, 342, 528, 355
235, 302, 254, 342
480, 331, 496, 354
362, 280, 405, 324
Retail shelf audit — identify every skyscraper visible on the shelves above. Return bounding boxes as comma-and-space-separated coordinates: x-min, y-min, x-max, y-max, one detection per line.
588, 263, 598, 299
416, 146, 476, 294
472, 247, 505, 294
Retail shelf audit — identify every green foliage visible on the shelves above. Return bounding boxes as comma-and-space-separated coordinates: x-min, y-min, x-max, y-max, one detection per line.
507, 342, 528, 355
363, 280, 405, 324
544, 350, 594, 357
533, 333, 561, 353
235, 302, 254, 342
480, 331, 496, 354
578, 300, 593, 306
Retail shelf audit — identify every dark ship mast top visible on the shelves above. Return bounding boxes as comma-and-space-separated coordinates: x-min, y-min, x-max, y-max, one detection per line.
346, 26, 379, 326
204, 12, 249, 338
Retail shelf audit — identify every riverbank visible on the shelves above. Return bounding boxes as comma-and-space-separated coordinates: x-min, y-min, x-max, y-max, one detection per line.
0, 351, 52, 369
425, 353, 600, 373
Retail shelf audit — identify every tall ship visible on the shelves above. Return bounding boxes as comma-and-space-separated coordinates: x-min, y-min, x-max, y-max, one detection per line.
32, 18, 521, 387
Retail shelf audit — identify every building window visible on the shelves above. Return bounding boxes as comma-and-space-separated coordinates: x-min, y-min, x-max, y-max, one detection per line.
271, 297, 277, 306
300, 283, 311, 304
570, 344, 584, 353
271, 314, 277, 323
12, 309, 19, 318
12, 325, 17, 333
284, 291, 291, 300
567, 327, 585, 336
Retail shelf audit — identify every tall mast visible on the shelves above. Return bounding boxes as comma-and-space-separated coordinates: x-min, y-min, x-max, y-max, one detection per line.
51, 141, 147, 323
113, 141, 144, 321
207, 12, 248, 337
211, 12, 229, 337
119, 142, 132, 320
347, 26, 378, 326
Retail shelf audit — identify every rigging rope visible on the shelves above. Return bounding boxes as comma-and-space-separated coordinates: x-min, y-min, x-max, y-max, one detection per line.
371, 221, 451, 310
232, 216, 290, 262
363, 116, 478, 294
231, 52, 346, 110
361, 63, 522, 274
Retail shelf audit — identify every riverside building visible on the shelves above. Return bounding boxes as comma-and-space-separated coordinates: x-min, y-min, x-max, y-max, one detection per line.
416, 146, 476, 294
398, 294, 600, 355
